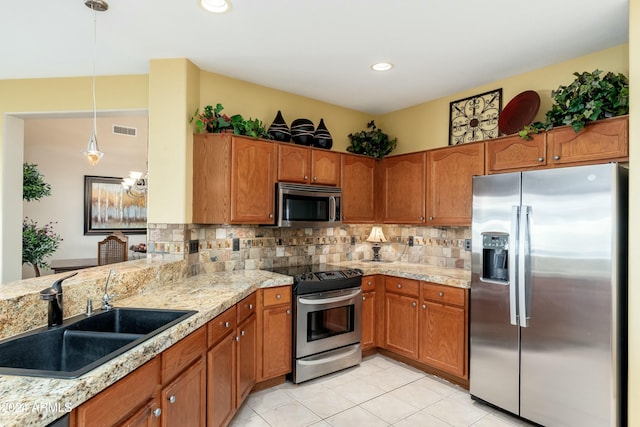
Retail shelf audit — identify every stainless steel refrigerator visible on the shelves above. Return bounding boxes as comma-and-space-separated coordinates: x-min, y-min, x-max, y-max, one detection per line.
470, 163, 627, 427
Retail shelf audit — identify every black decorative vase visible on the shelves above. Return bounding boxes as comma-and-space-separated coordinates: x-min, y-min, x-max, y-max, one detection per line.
268, 110, 291, 142
291, 118, 315, 146
313, 118, 333, 149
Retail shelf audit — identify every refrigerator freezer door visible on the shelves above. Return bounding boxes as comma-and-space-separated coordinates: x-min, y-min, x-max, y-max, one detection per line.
520, 164, 621, 426
470, 172, 521, 414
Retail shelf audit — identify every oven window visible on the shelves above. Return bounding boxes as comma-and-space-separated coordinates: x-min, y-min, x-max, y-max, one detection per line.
283, 194, 330, 222
306, 305, 354, 342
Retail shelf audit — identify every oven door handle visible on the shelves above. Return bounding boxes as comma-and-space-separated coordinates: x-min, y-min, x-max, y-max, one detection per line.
298, 289, 361, 305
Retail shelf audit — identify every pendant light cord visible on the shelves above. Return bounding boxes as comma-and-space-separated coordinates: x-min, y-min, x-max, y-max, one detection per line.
92, 6, 98, 136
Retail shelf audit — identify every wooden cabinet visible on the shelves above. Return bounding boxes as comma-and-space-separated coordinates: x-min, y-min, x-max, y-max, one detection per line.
161, 358, 206, 427
361, 276, 378, 351
486, 116, 628, 174
341, 154, 377, 223
381, 152, 426, 223
193, 133, 277, 224
257, 286, 292, 381
419, 282, 468, 379
278, 143, 340, 186
546, 115, 628, 166
120, 399, 161, 427
383, 277, 420, 359
207, 307, 236, 427
426, 142, 484, 226
236, 295, 257, 405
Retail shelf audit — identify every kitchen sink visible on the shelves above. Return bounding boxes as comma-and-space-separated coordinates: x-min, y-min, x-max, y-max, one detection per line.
0, 308, 196, 378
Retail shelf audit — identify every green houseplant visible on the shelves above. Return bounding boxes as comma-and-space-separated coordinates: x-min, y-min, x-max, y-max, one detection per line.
22, 163, 61, 277
519, 69, 629, 139
347, 120, 397, 159
190, 103, 270, 139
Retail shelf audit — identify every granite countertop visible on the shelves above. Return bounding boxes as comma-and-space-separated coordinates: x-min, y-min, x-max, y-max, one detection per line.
0, 263, 467, 426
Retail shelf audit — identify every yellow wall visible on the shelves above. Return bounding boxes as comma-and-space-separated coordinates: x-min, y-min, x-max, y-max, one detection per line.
380, 44, 629, 154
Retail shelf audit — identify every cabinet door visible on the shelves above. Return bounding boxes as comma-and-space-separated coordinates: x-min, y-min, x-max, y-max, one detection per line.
161, 358, 206, 427
207, 333, 236, 427
236, 313, 257, 406
547, 115, 629, 166
120, 399, 161, 427
419, 301, 466, 378
485, 133, 547, 173
278, 144, 310, 184
384, 292, 419, 359
230, 138, 277, 223
426, 143, 484, 226
361, 290, 376, 351
341, 154, 376, 223
310, 149, 340, 186
262, 304, 292, 379
381, 152, 426, 223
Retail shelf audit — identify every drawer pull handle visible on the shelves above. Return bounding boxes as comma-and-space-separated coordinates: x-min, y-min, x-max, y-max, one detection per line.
224, 321, 230, 328
241, 330, 246, 336
248, 303, 254, 310
235, 336, 240, 342
276, 294, 282, 299
439, 292, 444, 297
537, 157, 544, 162
286, 309, 291, 315
412, 302, 417, 308
397, 284, 402, 289
554, 155, 560, 160
168, 395, 176, 404
153, 408, 162, 417
422, 304, 426, 309
362, 296, 366, 301
367, 281, 372, 286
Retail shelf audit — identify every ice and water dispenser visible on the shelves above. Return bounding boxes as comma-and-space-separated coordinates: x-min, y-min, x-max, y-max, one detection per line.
481, 232, 509, 282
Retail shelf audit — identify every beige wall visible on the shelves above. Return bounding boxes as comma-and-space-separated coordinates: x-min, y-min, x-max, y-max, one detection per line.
380, 44, 629, 154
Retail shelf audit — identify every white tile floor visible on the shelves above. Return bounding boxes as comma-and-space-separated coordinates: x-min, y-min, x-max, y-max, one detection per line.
231, 354, 534, 427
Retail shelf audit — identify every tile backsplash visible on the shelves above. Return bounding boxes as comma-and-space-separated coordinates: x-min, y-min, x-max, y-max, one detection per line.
147, 224, 471, 275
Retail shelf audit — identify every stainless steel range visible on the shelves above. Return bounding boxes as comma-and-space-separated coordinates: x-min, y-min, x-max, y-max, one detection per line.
271, 265, 363, 383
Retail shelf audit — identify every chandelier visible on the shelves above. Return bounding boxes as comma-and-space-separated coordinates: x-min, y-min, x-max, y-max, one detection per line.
122, 170, 147, 198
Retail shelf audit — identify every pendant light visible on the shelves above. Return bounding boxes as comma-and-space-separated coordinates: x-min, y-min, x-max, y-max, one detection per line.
82, 0, 108, 165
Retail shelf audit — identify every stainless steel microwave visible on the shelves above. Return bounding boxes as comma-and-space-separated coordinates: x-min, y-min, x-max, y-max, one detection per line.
276, 183, 342, 227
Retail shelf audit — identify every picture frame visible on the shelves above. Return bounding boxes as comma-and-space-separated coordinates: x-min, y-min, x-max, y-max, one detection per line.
449, 88, 502, 145
84, 175, 147, 235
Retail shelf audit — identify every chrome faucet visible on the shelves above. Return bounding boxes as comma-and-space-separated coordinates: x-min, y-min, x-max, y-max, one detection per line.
102, 269, 117, 310
39, 272, 77, 327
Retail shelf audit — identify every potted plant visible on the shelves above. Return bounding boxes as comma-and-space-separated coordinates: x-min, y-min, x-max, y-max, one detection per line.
22, 163, 62, 277
191, 103, 270, 139
519, 69, 629, 139
347, 120, 397, 159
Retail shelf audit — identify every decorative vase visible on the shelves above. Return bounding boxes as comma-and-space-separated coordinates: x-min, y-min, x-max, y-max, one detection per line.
313, 118, 333, 149
291, 118, 315, 146
268, 110, 291, 142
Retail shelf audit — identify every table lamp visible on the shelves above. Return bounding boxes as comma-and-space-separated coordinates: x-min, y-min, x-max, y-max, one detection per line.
367, 226, 387, 262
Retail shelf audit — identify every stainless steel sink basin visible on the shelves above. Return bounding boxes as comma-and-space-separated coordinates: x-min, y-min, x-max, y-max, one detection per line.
0, 308, 196, 378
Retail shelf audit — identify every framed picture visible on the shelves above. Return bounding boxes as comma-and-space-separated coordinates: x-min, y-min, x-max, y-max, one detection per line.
449, 88, 502, 145
84, 175, 147, 235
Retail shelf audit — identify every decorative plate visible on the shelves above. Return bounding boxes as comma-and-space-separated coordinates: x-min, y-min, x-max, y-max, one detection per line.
498, 90, 541, 135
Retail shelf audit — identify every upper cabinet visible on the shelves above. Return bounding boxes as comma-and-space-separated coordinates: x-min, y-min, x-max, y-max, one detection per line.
486, 116, 628, 174
278, 144, 340, 186
426, 142, 484, 226
381, 152, 426, 224
193, 134, 277, 224
341, 153, 377, 224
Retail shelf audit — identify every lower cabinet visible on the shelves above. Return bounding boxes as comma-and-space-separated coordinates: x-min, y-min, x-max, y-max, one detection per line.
161, 357, 207, 426
361, 276, 378, 351
383, 277, 420, 359
257, 286, 292, 381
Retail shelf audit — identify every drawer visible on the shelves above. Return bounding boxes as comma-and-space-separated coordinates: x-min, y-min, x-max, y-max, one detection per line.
361, 276, 377, 292
237, 292, 257, 323
263, 286, 291, 307
162, 326, 206, 384
207, 305, 237, 348
384, 277, 419, 298
422, 282, 466, 307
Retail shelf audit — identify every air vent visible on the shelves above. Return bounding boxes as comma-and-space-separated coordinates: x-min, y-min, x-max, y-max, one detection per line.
112, 125, 137, 137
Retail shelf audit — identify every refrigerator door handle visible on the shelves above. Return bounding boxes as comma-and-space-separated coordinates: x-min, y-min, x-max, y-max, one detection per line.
518, 205, 531, 327
509, 206, 520, 326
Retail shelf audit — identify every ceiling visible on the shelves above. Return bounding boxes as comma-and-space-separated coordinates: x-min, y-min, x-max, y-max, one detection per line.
0, 0, 628, 115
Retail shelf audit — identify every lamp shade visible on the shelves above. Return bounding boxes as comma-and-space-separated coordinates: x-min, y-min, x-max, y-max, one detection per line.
366, 226, 387, 243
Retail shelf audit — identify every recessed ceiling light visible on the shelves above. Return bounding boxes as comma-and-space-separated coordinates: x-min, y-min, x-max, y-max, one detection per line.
371, 62, 393, 72
200, 0, 231, 13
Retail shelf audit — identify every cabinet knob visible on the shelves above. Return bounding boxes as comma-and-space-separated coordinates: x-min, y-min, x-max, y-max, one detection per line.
429, 216, 434, 221
397, 284, 402, 289
537, 157, 544, 162
438, 291, 444, 297
224, 321, 230, 328
419, 216, 425, 220
235, 336, 240, 342
304, 175, 309, 180
313, 176, 318, 181
286, 309, 291, 315
153, 408, 162, 418
241, 330, 246, 336
554, 155, 560, 160
367, 281, 372, 286
248, 303, 254, 310
269, 213, 274, 219
168, 395, 176, 404
412, 302, 417, 308
422, 304, 426, 309
276, 294, 282, 299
